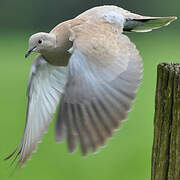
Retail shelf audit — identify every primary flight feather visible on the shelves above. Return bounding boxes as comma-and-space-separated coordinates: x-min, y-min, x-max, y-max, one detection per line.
5, 5, 176, 167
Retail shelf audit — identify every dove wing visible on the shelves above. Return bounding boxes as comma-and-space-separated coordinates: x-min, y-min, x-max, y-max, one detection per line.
6, 55, 67, 166
55, 22, 143, 155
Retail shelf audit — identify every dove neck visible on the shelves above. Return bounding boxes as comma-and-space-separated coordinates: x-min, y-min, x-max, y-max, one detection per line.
40, 22, 73, 66
42, 49, 71, 66
41, 19, 87, 66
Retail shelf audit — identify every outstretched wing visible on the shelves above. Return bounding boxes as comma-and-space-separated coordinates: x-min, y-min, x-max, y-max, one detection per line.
55, 22, 143, 155
5, 55, 67, 166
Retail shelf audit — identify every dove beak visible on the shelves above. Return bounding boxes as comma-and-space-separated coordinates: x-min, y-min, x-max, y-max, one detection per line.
25, 46, 36, 58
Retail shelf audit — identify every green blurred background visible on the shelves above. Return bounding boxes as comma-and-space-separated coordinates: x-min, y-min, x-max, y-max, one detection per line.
0, 0, 179, 179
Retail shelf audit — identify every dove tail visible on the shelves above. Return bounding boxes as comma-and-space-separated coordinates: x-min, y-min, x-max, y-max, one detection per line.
124, 16, 177, 32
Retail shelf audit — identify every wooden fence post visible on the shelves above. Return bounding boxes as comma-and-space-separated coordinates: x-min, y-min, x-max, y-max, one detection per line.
151, 62, 180, 180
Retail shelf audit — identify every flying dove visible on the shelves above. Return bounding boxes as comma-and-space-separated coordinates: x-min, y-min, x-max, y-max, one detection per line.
5, 5, 176, 167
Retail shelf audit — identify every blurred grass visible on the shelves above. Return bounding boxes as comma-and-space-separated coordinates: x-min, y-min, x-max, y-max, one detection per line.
0, 28, 179, 180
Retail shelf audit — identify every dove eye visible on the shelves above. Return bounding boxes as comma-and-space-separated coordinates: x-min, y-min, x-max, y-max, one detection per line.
38, 40, 42, 44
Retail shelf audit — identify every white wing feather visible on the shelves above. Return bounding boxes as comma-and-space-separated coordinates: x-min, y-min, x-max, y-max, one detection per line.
6, 55, 67, 166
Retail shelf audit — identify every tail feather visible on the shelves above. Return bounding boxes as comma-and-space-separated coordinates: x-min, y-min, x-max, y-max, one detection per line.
124, 16, 177, 32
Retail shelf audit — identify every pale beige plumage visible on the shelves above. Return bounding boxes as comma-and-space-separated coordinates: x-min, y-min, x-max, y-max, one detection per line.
5, 5, 176, 167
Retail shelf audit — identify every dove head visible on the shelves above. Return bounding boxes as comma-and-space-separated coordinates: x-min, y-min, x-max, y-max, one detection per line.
25, 32, 56, 58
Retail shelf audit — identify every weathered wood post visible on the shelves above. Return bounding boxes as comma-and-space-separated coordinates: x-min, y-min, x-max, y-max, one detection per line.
151, 63, 180, 180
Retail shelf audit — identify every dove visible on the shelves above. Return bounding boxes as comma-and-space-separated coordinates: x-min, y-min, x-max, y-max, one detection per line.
5, 5, 176, 167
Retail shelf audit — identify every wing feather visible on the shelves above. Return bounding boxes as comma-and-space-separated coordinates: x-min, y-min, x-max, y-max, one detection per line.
5, 55, 67, 166
55, 24, 143, 155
